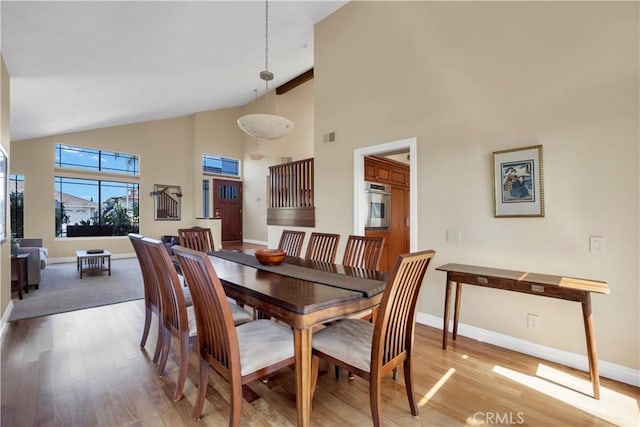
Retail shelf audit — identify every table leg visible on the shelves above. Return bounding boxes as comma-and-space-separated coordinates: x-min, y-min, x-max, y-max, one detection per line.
452, 283, 462, 341
582, 294, 600, 399
294, 327, 312, 427
108, 256, 111, 276
442, 278, 452, 350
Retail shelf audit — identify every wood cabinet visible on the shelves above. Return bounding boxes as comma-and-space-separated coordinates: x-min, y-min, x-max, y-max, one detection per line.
364, 156, 409, 188
364, 156, 410, 272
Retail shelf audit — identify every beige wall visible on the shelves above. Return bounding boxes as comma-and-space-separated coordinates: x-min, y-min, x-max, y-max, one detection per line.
314, 2, 639, 370
1, 55, 10, 315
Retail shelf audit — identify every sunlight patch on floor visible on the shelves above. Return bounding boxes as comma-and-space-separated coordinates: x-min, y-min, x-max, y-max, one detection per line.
492, 364, 640, 426
418, 368, 456, 407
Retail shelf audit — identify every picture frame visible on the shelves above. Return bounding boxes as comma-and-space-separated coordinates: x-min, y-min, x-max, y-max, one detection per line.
151, 184, 182, 221
0, 148, 6, 242
492, 145, 544, 217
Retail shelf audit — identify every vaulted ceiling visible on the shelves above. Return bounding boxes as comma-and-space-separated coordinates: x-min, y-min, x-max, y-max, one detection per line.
1, 1, 347, 141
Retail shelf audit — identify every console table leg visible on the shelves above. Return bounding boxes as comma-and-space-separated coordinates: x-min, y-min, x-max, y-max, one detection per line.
582, 295, 600, 399
452, 283, 462, 341
442, 279, 452, 349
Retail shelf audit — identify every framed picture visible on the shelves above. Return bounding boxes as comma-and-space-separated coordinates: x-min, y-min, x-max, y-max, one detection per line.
152, 184, 182, 221
492, 145, 544, 217
0, 148, 6, 242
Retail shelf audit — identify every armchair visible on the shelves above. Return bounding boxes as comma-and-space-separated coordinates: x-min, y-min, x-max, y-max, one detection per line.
17, 238, 48, 288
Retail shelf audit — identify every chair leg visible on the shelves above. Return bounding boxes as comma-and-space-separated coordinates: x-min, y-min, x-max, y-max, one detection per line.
173, 334, 190, 401
140, 306, 152, 348
403, 358, 419, 416
392, 367, 398, 381
152, 314, 163, 364
230, 375, 243, 427
157, 329, 171, 377
192, 358, 209, 421
311, 356, 319, 403
334, 365, 340, 380
369, 375, 383, 427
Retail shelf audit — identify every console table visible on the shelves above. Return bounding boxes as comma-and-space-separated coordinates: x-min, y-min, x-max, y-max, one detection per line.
436, 263, 609, 399
11, 253, 30, 300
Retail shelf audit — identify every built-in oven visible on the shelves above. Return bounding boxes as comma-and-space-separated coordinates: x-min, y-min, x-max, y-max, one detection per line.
364, 181, 391, 229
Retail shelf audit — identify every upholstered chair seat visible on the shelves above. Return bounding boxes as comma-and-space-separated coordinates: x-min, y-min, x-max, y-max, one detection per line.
312, 319, 373, 373
237, 319, 294, 376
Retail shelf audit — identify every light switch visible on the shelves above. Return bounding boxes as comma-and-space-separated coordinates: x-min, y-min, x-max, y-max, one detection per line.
446, 229, 461, 243
589, 236, 604, 253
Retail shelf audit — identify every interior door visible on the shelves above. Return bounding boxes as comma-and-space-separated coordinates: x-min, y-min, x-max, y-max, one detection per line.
213, 179, 242, 242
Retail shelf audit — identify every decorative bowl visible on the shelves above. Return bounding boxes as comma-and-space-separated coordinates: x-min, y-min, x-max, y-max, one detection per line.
254, 249, 287, 266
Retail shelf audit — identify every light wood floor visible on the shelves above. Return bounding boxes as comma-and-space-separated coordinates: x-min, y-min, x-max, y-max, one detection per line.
2, 299, 638, 427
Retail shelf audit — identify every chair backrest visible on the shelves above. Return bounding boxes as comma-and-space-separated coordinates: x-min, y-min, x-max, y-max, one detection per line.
305, 232, 340, 263
342, 235, 385, 270
172, 245, 240, 379
128, 233, 160, 311
277, 230, 306, 257
142, 237, 190, 335
178, 227, 215, 252
372, 250, 436, 370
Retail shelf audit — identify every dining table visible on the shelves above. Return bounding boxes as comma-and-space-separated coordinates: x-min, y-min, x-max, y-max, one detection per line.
207, 249, 388, 427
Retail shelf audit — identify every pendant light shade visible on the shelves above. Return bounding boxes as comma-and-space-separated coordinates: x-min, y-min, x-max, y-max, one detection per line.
238, 113, 293, 140
237, 1, 293, 140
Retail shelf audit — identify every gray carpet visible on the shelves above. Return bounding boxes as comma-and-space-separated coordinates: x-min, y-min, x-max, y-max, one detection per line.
9, 257, 144, 321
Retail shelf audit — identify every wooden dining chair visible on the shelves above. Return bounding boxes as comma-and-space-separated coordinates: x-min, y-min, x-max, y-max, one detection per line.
342, 235, 385, 271
305, 232, 340, 263
277, 229, 306, 257
178, 226, 216, 252
129, 234, 195, 363
172, 245, 295, 425
311, 250, 436, 427
142, 237, 197, 401
129, 234, 164, 363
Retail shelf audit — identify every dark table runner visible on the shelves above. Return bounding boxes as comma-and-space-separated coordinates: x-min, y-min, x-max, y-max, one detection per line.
209, 250, 386, 297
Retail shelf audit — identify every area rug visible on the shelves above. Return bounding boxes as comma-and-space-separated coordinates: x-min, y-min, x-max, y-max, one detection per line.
9, 257, 144, 322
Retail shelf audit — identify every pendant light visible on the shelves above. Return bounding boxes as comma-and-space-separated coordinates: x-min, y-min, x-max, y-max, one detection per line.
237, 1, 294, 140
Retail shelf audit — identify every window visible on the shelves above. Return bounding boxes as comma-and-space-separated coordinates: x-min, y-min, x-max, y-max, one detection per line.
202, 179, 210, 218
55, 177, 139, 237
55, 144, 139, 176
202, 155, 240, 177
10, 174, 24, 238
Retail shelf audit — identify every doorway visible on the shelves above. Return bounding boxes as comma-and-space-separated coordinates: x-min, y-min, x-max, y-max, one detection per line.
354, 137, 417, 253
213, 179, 243, 242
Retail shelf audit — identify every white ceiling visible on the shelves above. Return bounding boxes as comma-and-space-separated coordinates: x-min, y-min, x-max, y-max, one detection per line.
1, 1, 347, 141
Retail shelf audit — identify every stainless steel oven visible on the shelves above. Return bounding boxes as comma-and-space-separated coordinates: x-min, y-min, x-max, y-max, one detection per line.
364, 181, 391, 229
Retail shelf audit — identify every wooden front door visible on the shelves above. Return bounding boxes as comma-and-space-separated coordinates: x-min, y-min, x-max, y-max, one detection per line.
213, 179, 242, 242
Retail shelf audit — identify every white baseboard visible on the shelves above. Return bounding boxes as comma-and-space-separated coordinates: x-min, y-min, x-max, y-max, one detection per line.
242, 239, 268, 246
0, 300, 14, 339
416, 312, 640, 388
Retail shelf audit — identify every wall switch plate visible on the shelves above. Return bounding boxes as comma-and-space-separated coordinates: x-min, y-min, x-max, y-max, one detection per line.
589, 236, 604, 253
446, 229, 461, 243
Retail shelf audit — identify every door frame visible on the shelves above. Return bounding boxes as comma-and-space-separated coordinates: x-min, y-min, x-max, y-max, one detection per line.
353, 137, 417, 252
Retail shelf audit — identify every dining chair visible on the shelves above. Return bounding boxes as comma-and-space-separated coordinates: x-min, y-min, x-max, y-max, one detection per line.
129, 233, 164, 363
178, 226, 216, 252
311, 250, 436, 427
305, 232, 340, 263
172, 245, 295, 424
129, 234, 195, 363
277, 229, 306, 257
142, 237, 198, 401
342, 235, 385, 271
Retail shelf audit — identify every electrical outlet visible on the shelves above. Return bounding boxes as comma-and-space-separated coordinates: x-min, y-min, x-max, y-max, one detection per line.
527, 313, 539, 329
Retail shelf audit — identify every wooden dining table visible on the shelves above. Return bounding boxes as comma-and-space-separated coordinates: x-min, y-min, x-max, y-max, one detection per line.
207, 250, 387, 427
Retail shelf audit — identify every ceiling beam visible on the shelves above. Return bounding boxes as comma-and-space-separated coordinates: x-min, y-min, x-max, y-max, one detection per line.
276, 68, 314, 95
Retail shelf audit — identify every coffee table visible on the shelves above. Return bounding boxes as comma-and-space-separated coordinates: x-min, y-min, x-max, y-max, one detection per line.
76, 249, 112, 279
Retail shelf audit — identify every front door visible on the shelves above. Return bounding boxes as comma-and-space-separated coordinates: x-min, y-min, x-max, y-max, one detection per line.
213, 179, 242, 242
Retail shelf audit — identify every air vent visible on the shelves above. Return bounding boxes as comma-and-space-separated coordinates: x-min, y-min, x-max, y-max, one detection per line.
280, 156, 293, 164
